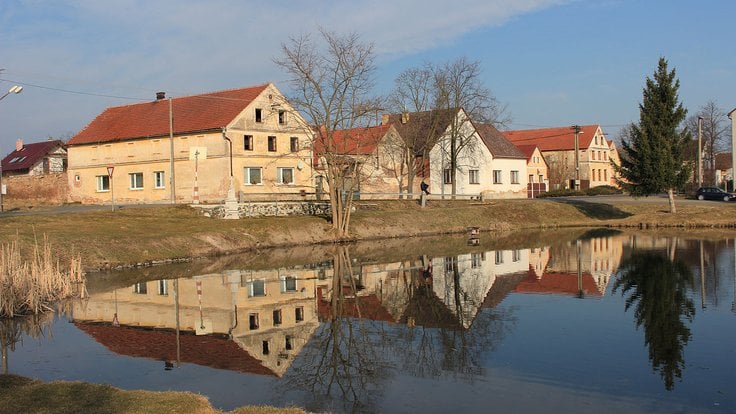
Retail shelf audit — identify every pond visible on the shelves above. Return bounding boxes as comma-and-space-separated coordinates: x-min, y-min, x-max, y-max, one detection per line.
4, 228, 736, 413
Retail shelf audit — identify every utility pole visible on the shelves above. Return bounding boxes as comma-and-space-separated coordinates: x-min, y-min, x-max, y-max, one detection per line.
169, 96, 176, 204
571, 125, 582, 190
698, 116, 703, 188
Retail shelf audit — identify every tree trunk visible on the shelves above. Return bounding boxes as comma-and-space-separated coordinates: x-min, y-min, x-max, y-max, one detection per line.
667, 188, 677, 213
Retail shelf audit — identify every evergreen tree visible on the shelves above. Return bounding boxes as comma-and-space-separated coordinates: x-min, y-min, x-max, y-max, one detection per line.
615, 57, 691, 213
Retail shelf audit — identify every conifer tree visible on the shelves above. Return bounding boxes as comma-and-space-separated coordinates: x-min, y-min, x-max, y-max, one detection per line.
615, 57, 691, 213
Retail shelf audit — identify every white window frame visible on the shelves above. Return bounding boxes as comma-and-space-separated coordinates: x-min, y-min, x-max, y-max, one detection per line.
281, 275, 297, 293
244, 167, 262, 185
248, 279, 266, 297
510, 170, 520, 184
278, 167, 294, 185
157, 279, 168, 296
469, 169, 480, 185
493, 170, 502, 184
154, 171, 165, 189
96, 175, 110, 192
129, 172, 143, 190
443, 169, 452, 184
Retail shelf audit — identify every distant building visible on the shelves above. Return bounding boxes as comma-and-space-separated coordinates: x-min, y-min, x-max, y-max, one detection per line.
1, 139, 66, 177
503, 125, 618, 190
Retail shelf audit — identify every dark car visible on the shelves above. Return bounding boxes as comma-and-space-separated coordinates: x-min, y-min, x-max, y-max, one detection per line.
695, 187, 736, 201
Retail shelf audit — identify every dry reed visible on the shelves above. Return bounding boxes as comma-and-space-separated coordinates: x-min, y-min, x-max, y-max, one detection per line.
0, 234, 85, 318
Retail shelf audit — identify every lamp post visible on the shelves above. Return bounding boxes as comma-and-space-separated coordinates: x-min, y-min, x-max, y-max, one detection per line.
0, 85, 23, 213
221, 128, 238, 219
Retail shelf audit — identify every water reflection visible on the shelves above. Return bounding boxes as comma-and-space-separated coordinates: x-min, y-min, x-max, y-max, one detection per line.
613, 249, 695, 390
57, 230, 736, 411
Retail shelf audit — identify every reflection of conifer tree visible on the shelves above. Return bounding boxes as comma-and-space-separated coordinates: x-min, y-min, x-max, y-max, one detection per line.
280, 247, 390, 413
613, 251, 695, 390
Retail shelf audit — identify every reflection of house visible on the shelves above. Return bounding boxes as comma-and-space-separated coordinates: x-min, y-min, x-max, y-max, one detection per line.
503, 125, 618, 190
72, 266, 320, 377
67, 83, 313, 204
515, 235, 625, 297
1, 139, 66, 177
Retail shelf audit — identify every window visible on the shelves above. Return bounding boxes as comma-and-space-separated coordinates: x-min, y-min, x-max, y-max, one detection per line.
273, 309, 282, 326
154, 171, 165, 189
493, 170, 502, 184
295, 306, 304, 322
471, 253, 482, 269
249, 313, 259, 330
133, 282, 147, 294
469, 169, 480, 184
512, 250, 521, 262
157, 280, 168, 296
290, 136, 299, 152
244, 135, 253, 151
255, 108, 262, 123
604, 152, 608, 161
249, 279, 266, 297
443, 169, 452, 184
444, 257, 456, 273
495, 251, 504, 264
285, 335, 293, 350
244, 167, 262, 185
279, 110, 287, 125
96, 175, 110, 192
278, 167, 294, 184
75, 174, 80, 182
129, 172, 143, 190
604, 169, 608, 181
529, 174, 534, 183
539, 174, 544, 183
262, 341, 270, 355
510, 170, 520, 184
268, 136, 277, 152
592, 151, 596, 160
281, 275, 297, 292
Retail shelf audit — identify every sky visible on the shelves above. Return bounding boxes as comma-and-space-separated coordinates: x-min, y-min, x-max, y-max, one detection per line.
0, 0, 734, 154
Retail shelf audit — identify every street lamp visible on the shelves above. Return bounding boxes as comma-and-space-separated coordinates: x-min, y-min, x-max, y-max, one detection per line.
0, 84, 23, 213
697, 116, 703, 188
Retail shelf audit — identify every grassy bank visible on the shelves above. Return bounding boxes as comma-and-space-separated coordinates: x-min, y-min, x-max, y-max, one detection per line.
0, 374, 306, 414
1, 197, 736, 271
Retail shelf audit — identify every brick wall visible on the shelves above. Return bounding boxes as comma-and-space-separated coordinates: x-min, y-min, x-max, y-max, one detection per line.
3, 173, 69, 203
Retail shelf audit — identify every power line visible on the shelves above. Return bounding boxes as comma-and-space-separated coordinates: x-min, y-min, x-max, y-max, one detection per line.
0, 78, 147, 101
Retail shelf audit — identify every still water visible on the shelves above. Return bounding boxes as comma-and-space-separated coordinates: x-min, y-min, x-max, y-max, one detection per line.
4, 229, 736, 413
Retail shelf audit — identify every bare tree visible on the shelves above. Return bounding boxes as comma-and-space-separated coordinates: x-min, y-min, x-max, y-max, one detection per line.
387, 57, 509, 197
275, 28, 379, 239
687, 101, 730, 185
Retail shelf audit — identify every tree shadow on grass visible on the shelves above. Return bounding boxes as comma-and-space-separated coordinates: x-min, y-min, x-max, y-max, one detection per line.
553, 199, 633, 220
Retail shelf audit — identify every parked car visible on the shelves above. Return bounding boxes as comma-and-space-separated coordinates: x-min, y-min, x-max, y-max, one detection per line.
695, 187, 736, 201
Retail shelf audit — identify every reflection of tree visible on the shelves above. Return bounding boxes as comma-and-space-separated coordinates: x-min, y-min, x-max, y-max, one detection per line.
399, 261, 515, 380
280, 247, 391, 413
613, 251, 695, 390
0, 313, 55, 374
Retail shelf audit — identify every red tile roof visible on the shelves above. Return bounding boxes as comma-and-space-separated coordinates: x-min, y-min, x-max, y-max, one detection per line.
384, 108, 458, 151
317, 286, 395, 323
1, 140, 64, 173
514, 144, 539, 161
313, 124, 392, 168
74, 321, 276, 376
475, 123, 526, 159
503, 125, 601, 151
513, 271, 604, 297
68, 84, 270, 145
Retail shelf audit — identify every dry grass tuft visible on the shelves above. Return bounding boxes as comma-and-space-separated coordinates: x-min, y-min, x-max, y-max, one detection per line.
0, 234, 85, 318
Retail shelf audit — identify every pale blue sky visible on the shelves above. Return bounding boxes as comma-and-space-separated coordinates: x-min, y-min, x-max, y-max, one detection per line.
0, 0, 733, 153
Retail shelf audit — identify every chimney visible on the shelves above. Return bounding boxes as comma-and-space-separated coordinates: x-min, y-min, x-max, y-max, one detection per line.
15, 139, 23, 151
381, 114, 390, 125
156, 91, 166, 100
401, 112, 409, 124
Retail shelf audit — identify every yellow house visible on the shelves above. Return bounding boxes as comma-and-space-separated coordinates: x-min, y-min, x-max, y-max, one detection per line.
513, 144, 549, 197
67, 83, 314, 204
503, 125, 618, 190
